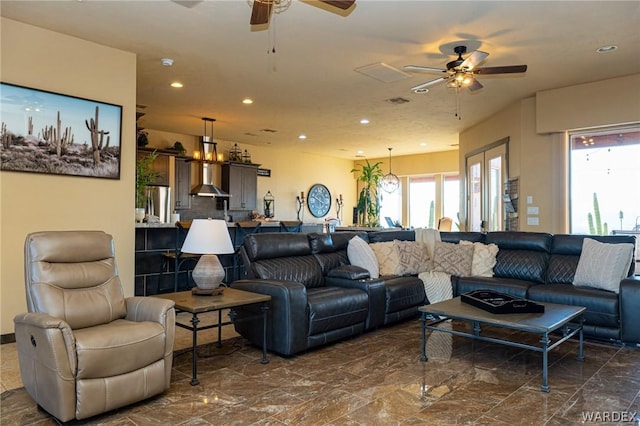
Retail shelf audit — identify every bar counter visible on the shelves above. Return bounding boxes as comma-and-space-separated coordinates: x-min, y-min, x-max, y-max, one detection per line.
135, 220, 324, 296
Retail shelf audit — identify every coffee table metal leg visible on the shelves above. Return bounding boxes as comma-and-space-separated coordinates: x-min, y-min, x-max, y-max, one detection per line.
260, 304, 270, 364
577, 319, 585, 362
540, 333, 550, 392
190, 313, 200, 386
420, 312, 428, 362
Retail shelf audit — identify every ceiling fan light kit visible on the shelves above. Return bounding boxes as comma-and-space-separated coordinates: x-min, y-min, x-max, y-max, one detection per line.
249, 0, 355, 25
405, 45, 527, 94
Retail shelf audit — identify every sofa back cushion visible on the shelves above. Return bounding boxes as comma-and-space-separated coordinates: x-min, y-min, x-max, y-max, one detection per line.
252, 256, 325, 288
548, 234, 637, 284
485, 232, 552, 283
243, 233, 311, 261
367, 230, 415, 243
440, 232, 486, 244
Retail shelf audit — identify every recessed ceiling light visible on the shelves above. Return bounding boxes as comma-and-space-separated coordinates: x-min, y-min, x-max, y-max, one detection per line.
298, 134, 307, 140
170, 82, 183, 88
360, 118, 370, 124
357, 150, 364, 155
413, 88, 429, 94
161, 58, 174, 67
242, 98, 253, 104
419, 142, 427, 147
596, 45, 618, 53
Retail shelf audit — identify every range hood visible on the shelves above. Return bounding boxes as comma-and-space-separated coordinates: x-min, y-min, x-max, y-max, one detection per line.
190, 117, 230, 198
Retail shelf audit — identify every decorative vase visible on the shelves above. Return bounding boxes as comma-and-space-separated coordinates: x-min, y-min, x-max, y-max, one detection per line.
135, 208, 145, 223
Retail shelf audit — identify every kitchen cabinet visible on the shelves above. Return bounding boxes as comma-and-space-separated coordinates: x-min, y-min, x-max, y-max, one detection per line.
174, 158, 191, 210
222, 163, 258, 210
137, 149, 169, 186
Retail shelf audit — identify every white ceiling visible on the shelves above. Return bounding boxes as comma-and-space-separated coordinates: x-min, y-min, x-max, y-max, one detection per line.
2, 1, 639, 159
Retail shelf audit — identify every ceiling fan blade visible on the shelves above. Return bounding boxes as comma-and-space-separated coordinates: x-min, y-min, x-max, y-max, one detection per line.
250, 1, 271, 25
404, 65, 447, 74
474, 65, 528, 75
468, 79, 484, 92
460, 50, 489, 71
411, 77, 447, 92
319, 0, 356, 10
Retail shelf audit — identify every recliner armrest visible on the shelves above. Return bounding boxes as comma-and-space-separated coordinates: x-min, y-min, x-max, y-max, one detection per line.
13, 312, 77, 420
232, 279, 309, 355
620, 276, 640, 344
125, 296, 175, 324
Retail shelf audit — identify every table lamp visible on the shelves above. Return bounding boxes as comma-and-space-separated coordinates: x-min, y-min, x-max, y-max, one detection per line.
180, 218, 234, 293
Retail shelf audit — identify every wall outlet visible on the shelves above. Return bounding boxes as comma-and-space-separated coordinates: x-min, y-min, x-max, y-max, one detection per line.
527, 206, 539, 215
527, 196, 533, 204
527, 217, 539, 226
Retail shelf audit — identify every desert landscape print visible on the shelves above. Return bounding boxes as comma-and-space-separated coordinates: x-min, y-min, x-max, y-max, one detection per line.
0, 83, 122, 179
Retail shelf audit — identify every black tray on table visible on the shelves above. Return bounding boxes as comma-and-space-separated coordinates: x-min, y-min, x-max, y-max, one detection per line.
461, 290, 545, 314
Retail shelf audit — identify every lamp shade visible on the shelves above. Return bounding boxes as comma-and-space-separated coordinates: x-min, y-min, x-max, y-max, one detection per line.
181, 219, 234, 255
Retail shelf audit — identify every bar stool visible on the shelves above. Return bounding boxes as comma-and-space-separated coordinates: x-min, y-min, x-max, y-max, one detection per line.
162, 221, 201, 291
233, 221, 262, 281
279, 220, 302, 233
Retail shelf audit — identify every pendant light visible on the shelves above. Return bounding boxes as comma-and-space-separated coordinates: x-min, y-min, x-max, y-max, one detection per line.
380, 147, 399, 193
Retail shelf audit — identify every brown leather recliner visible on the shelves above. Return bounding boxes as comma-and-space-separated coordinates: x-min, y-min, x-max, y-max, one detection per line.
14, 231, 176, 422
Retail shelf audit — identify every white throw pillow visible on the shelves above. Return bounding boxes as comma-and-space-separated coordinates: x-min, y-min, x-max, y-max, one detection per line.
460, 240, 499, 277
347, 236, 379, 279
573, 238, 634, 294
370, 241, 400, 276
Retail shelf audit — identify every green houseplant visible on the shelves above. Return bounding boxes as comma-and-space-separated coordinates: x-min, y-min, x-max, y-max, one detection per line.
135, 150, 159, 209
351, 160, 384, 227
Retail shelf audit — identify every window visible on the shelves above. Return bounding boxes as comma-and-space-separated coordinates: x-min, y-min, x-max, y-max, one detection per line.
409, 176, 436, 228
379, 183, 402, 228
443, 174, 460, 230
570, 127, 640, 234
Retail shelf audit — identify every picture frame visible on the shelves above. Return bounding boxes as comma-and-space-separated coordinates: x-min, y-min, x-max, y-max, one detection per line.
0, 82, 122, 179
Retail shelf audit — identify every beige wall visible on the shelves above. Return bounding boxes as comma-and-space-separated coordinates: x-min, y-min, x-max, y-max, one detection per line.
0, 19, 137, 334
460, 74, 640, 234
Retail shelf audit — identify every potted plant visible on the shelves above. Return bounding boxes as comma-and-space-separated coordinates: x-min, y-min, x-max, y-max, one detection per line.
351, 160, 384, 227
135, 150, 159, 221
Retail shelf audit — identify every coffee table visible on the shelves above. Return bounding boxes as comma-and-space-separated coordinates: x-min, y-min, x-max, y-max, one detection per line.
419, 297, 586, 392
156, 287, 271, 385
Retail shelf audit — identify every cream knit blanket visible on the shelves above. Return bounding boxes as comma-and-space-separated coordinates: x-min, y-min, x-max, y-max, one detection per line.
418, 271, 453, 304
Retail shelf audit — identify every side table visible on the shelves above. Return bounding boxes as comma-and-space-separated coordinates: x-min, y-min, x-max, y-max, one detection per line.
156, 288, 271, 385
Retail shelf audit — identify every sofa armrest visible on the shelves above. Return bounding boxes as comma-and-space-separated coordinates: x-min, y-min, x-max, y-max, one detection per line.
231, 279, 309, 356
325, 276, 386, 330
125, 297, 176, 365
620, 276, 640, 344
13, 312, 77, 421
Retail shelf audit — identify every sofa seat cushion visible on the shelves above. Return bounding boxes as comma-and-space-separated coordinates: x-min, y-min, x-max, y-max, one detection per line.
455, 276, 533, 298
527, 284, 619, 328
383, 276, 427, 314
74, 319, 166, 379
307, 287, 368, 335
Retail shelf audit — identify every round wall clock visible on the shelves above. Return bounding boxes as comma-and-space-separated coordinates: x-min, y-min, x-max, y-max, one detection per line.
307, 183, 331, 218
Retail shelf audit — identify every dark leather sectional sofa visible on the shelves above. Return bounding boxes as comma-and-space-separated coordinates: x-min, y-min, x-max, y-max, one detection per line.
231, 229, 639, 357
231, 231, 425, 356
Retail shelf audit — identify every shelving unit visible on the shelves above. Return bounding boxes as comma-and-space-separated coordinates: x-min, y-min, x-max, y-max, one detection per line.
504, 177, 519, 231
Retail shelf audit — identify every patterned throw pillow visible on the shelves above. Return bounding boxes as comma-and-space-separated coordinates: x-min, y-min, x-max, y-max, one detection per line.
432, 241, 474, 277
370, 241, 401, 276
573, 238, 634, 293
347, 236, 379, 279
459, 240, 499, 277
394, 240, 431, 275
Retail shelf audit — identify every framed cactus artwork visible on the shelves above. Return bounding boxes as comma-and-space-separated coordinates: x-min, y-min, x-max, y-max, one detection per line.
0, 82, 122, 179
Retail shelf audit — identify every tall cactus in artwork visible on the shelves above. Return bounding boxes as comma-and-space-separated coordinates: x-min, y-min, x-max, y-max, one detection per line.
587, 192, 609, 235
1, 122, 11, 148
42, 111, 73, 157
27, 116, 34, 135
85, 106, 110, 167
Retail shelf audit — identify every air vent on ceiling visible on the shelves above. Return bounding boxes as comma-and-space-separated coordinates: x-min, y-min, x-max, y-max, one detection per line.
355, 63, 411, 83
261, 128, 278, 133
386, 97, 411, 105
244, 132, 258, 137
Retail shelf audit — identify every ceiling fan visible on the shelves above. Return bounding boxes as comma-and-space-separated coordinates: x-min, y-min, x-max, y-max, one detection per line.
250, 0, 355, 25
405, 45, 527, 93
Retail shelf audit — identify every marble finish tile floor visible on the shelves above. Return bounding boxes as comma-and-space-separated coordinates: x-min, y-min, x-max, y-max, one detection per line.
1, 315, 639, 425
